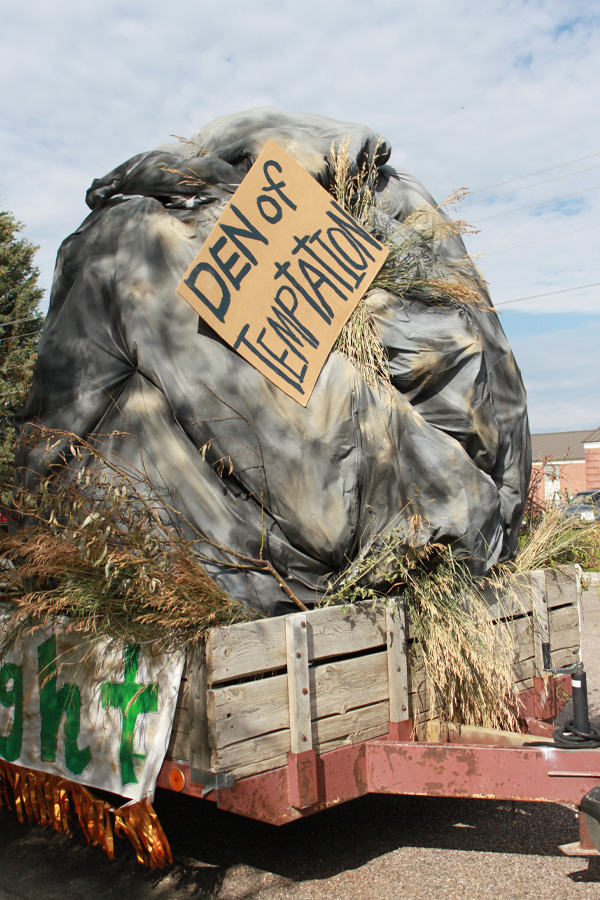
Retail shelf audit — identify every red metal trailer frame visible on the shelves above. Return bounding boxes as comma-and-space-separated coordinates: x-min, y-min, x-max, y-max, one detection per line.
157, 673, 600, 857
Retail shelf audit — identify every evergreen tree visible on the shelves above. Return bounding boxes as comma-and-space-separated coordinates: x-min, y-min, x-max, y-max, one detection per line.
0, 210, 45, 500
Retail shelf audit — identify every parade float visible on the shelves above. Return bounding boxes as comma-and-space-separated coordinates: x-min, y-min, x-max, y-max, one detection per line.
1, 110, 598, 866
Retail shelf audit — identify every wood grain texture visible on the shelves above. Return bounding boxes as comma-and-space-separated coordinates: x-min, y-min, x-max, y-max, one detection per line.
211, 701, 390, 773
549, 604, 580, 653
207, 602, 386, 683
286, 614, 312, 753
386, 602, 409, 723
189, 642, 210, 771
530, 570, 550, 677
166, 722, 190, 762
208, 652, 389, 748
544, 565, 580, 609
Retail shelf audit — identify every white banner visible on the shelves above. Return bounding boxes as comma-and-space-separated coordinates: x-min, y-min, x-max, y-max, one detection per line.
0, 617, 184, 801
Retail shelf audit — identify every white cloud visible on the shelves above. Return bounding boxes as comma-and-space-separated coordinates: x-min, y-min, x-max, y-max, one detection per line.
509, 320, 600, 432
1, 0, 599, 429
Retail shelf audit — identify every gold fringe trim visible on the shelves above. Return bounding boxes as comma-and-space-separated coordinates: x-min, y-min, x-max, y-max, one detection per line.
115, 798, 172, 868
0, 761, 172, 868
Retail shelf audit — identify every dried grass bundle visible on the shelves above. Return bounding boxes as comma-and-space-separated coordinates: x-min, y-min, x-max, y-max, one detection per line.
369, 204, 491, 311
324, 532, 520, 731
509, 507, 600, 574
328, 139, 493, 389
0, 484, 247, 656
328, 139, 390, 389
0, 429, 310, 655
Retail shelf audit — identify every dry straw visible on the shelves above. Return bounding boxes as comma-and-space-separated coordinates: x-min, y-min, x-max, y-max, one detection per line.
508, 507, 600, 575
323, 527, 521, 731
0, 428, 310, 658
329, 138, 492, 389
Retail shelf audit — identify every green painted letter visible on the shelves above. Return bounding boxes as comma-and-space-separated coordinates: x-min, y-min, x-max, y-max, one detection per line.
0, 662, 23, 762
38, 636, 91, 775
101, 645, 158, 786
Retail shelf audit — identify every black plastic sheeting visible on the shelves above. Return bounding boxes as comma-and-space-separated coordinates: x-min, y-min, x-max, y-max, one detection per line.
17, 109, 531, 615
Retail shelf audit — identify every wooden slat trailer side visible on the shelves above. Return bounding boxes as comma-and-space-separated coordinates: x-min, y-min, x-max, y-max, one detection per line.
157, 565, 600, 856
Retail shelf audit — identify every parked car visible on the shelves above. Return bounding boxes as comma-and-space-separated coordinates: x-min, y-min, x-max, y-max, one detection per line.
562, 489, 600, 523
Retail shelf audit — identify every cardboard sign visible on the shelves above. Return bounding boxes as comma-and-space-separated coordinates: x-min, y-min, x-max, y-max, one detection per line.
177, 140, 388, 405
0, 617, 184, 801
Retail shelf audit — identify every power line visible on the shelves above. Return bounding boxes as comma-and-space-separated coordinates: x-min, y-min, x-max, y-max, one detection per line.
496, 282, 600, 307
481, 223, 600, 256
0, 316, 43, 330
461, 165, 600, 208
0, 330, 41, 343
472, 185, 600, 222
468, 152, 600, 196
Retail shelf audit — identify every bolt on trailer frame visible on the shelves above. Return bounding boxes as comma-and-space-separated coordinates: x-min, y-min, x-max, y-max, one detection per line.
157, 565, 600, 857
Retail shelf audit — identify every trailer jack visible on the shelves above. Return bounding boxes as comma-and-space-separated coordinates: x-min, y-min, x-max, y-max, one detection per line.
544, 660, 600, 750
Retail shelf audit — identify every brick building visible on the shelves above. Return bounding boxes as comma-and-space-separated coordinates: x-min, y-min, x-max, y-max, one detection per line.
531, 426, 600, 508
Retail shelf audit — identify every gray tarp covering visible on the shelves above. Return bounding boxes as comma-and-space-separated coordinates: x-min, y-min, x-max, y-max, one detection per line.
17, 109, 531, 615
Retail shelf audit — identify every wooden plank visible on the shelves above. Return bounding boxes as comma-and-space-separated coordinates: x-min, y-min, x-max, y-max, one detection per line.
477, 565, 578, 623
549, 604, 580, 653
447, 722, 553, 746
513, 676, 535, 692
530, 570, 550, 676
211, 701, 389, 773
207, 602, 386, 684
512, 653, 534, 685
175, 678, 190, 712
189, 641, 210, 771
544, 565, 580, 609
311, 652, 388, 718
410, 684, 435, 717
513, 659, 535, 688
549, 645, 579, 670
209, 649, 584, 777
507, 614, 534, 661
211, 728, 290, 772
206, 566, 580, 685
166, 723, 190, 762
406, 652, 439, 722
512, 642, 579, 691
224, 717, 391, 778
313, 702, 389, 745
206, 617, 285, 684
203, 566, 582, 776
169, 702, 190, 744
386, 602, 409, 722
314, 721, 391, 757
506, 599, 578, 673
208, 675, 287, 747
412, 696, 439, 724
223, 752, 290, 780
209, 651, 389, 748
479, 574, 533, 622
286, 614, 312, 753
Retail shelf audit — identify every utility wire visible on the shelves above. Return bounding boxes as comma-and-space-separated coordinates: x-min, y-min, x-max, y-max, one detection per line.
479, 223, 600, 256
0, 316, 43, 330
0, 330, 41, 343
461, 165, 600, 207
472, 185, 600, 222
496, 282, 600, 306
468, 152, 600, 196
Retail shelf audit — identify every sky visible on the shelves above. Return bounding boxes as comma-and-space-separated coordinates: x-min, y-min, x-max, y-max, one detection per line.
1, 0, 598, 434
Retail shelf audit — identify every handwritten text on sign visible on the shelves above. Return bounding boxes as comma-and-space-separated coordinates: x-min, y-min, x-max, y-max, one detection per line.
177, 140, 388, 405
0, 619, 184, 801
